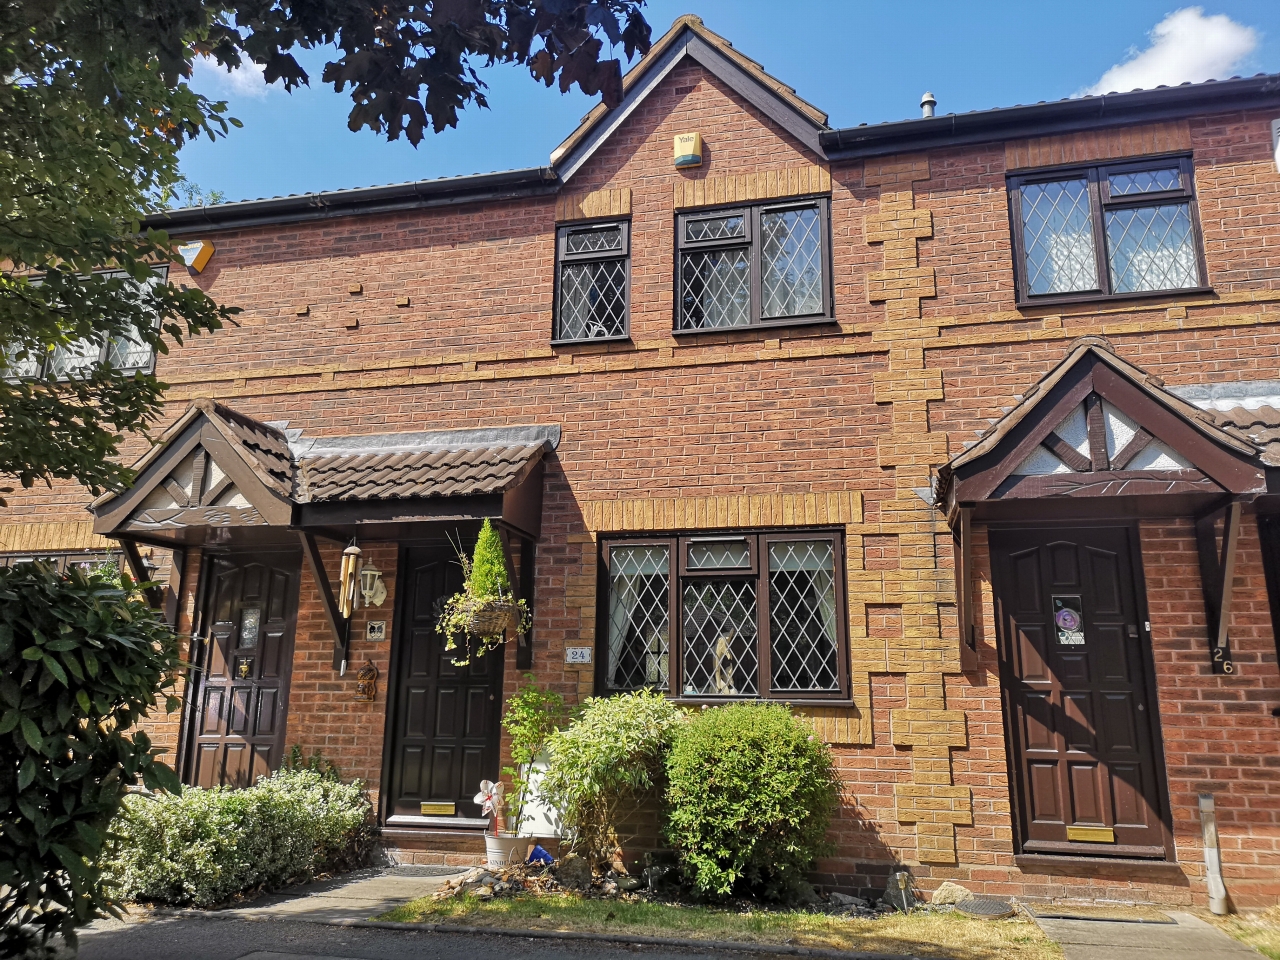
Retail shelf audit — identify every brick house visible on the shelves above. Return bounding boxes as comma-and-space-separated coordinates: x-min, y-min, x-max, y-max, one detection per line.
5, 15, 1280, 907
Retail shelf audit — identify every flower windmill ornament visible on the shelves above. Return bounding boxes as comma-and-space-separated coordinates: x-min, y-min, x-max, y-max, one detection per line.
475, 779, 505, 834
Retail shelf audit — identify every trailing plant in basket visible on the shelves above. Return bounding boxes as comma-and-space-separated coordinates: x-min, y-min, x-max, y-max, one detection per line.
437, 520, 530, 664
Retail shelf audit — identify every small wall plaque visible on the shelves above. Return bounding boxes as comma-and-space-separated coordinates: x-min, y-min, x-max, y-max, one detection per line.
421, 802, 456, 816
366, 620, 386, 642
565, 646, 592, 664
674, 132, 703, 169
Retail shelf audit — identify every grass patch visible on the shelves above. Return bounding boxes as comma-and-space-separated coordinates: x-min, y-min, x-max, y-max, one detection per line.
379, 892, 1062, 960
1201, 905, 1280, 960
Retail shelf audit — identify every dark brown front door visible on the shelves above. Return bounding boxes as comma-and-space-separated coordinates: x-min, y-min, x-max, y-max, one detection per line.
384, 544, 504, 824
990, 525, 1171, 858
189, 551, 300, 788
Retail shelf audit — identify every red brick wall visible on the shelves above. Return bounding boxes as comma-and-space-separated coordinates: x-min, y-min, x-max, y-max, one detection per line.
3, 53, 1279, 906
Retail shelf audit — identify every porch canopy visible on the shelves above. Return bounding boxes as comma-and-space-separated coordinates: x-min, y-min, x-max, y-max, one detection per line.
89, 398, 559, 615
934, 336, 1271, 670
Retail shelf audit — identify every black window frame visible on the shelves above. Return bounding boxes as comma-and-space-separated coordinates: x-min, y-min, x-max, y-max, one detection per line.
674, 196, 835, 334
2, 266, 166, 382
1007, 155, 1210, 308
597, 528, 850, 704
552, 219, 631, 345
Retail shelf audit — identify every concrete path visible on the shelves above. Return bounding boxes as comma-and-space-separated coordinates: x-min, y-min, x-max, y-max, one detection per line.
1031, 910, 1260, 960
214, 866, 461, 923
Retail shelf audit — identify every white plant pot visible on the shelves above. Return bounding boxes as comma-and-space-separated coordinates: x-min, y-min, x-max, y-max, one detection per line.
485, 832, 526, 868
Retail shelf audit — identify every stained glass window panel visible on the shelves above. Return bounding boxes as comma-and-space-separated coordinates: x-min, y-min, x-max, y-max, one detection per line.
607, 545, 670, 691
682, 579, 758, 696
687, 540, 750, 570
1108, 168, 1180, 195
685, 214, 746, 242
565, 226, 623, 255
1105, 203, 1199, 293
761, 207, 822, 317
558, 259, 627, 340
48, 338, 101, 379
680, 248, 750, 329
769, 541, 840, 692
1020, 179, 1099, 295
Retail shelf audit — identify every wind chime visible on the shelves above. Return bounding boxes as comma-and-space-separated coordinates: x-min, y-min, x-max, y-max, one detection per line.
337, 542, 362, 675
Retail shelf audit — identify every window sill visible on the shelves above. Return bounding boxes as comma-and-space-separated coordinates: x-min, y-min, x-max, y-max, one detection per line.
672, 315, 838, 337
1016, 286, 1214, 310
549, 334, 632, 348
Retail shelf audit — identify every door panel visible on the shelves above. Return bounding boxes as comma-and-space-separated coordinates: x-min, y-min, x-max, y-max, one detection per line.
384, 544, 505, 823
186, 551, 301, 788
991, 525, 1170, 858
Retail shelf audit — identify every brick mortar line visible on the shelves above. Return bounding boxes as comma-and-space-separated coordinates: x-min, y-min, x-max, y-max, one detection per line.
160, 309, 1280, 403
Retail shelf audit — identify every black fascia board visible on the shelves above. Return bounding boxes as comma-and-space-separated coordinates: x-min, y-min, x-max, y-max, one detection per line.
147, 166, 559, 235
821, 74, 1280, 161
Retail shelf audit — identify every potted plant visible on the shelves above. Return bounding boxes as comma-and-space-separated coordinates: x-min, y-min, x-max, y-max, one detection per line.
475, 779, 524, 867
437, 519, 531, 665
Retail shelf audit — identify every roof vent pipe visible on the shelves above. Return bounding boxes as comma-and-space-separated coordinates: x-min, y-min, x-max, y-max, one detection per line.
921, 91, 937, 118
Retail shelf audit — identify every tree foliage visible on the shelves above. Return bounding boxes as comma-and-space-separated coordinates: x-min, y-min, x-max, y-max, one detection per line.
1, 1, 650, 505
0, 562, 183, 956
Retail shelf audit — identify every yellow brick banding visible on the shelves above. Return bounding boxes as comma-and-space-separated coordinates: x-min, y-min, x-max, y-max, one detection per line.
555, 187, 632, 222
0, 521, 115, 553
673, 164, 830, 209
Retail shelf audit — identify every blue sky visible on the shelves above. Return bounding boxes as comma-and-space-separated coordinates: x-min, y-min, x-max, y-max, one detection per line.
178, 2, 1280, 203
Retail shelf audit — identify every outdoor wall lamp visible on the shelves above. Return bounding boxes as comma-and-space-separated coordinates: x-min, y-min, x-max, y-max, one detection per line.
359, 562, 387, 608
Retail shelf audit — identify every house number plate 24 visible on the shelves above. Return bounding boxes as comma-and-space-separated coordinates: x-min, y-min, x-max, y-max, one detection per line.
565, 646, 592, 664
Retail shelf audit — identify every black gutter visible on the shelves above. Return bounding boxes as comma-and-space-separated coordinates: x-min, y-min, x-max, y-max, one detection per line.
148, 166, 559, 234
822, 74, 1280, 161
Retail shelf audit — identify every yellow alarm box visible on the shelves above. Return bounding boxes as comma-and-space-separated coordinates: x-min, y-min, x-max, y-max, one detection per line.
674, 132, 703, 169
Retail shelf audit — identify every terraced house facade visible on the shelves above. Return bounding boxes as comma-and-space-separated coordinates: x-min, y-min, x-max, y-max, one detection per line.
6, 15, 1280, 909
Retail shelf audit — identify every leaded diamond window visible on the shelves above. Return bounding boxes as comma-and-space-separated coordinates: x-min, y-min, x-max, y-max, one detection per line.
606, 544, 670, 692
600, 532, 847, 700
676, 200, 830, 331
1010, 157, 1203, 303
555, 221, 629, 342
768, 541, 840, 692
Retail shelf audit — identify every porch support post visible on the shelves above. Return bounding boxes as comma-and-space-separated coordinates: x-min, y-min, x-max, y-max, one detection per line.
118, 538, 164, 610
1195, 499, 1241, 675
298, 531, 347, 670
955, 507, 977, 672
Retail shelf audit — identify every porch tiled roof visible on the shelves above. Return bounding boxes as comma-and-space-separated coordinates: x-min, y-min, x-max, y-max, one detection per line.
297, 443, 548, 503
1210, 406, 1280, 467
206, 401, 294, 497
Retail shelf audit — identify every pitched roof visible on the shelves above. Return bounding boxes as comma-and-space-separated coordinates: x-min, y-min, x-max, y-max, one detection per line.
298, 444, 548, 503
549, 14, 828, 181
1210, 406, 1280, 467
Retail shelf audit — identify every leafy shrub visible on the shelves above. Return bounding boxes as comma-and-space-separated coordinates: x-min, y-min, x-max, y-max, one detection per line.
501, 676, 572, 831
542, 689, 685, 867
107, 766, 372, 907
664, 703, 840, 901
469, 518, 510, 597
0, 562, 181, 957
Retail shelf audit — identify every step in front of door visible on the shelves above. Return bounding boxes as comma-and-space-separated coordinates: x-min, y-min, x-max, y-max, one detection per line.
380, 825, 489, 868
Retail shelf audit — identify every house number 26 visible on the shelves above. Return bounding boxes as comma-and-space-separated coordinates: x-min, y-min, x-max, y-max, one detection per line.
1212, 647, 1235, 674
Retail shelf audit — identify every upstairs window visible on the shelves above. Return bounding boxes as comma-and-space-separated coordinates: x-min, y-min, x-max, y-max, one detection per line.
676, 199, 831, 331
554, 221, 630, 343
601, 531, 848, 701
2, 268, 162, 380
1009, 157, 1206, 304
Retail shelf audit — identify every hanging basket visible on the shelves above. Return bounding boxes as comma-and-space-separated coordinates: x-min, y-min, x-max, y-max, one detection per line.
468, 600, 519, 637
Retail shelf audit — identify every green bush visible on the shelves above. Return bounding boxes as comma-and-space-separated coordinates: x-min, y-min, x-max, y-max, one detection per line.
107, 766, 372, 907
664, 703, 840, 901
542, 689, 685, 867
0, 561, 182, 957
469, 518, 510, 597
501, 676, 572, 831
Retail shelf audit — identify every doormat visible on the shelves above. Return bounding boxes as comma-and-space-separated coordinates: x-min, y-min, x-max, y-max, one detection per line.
955, 896, 1016, 919
1025, 903, 1176, 923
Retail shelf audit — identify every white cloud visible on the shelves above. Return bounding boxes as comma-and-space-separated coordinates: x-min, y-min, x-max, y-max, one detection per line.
1085, 7, 1258, 96
191, 55, 277, 100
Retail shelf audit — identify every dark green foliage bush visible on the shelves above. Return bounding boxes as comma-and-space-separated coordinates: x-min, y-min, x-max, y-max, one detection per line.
0, 562, 182, 956
542, 689, 685, 867
107, 765, 373, 907
664, 703, 840, 901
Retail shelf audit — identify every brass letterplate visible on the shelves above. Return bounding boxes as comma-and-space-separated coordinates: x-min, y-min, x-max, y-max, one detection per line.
1066, 825, 1116, 843
420, 802, 456, 816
